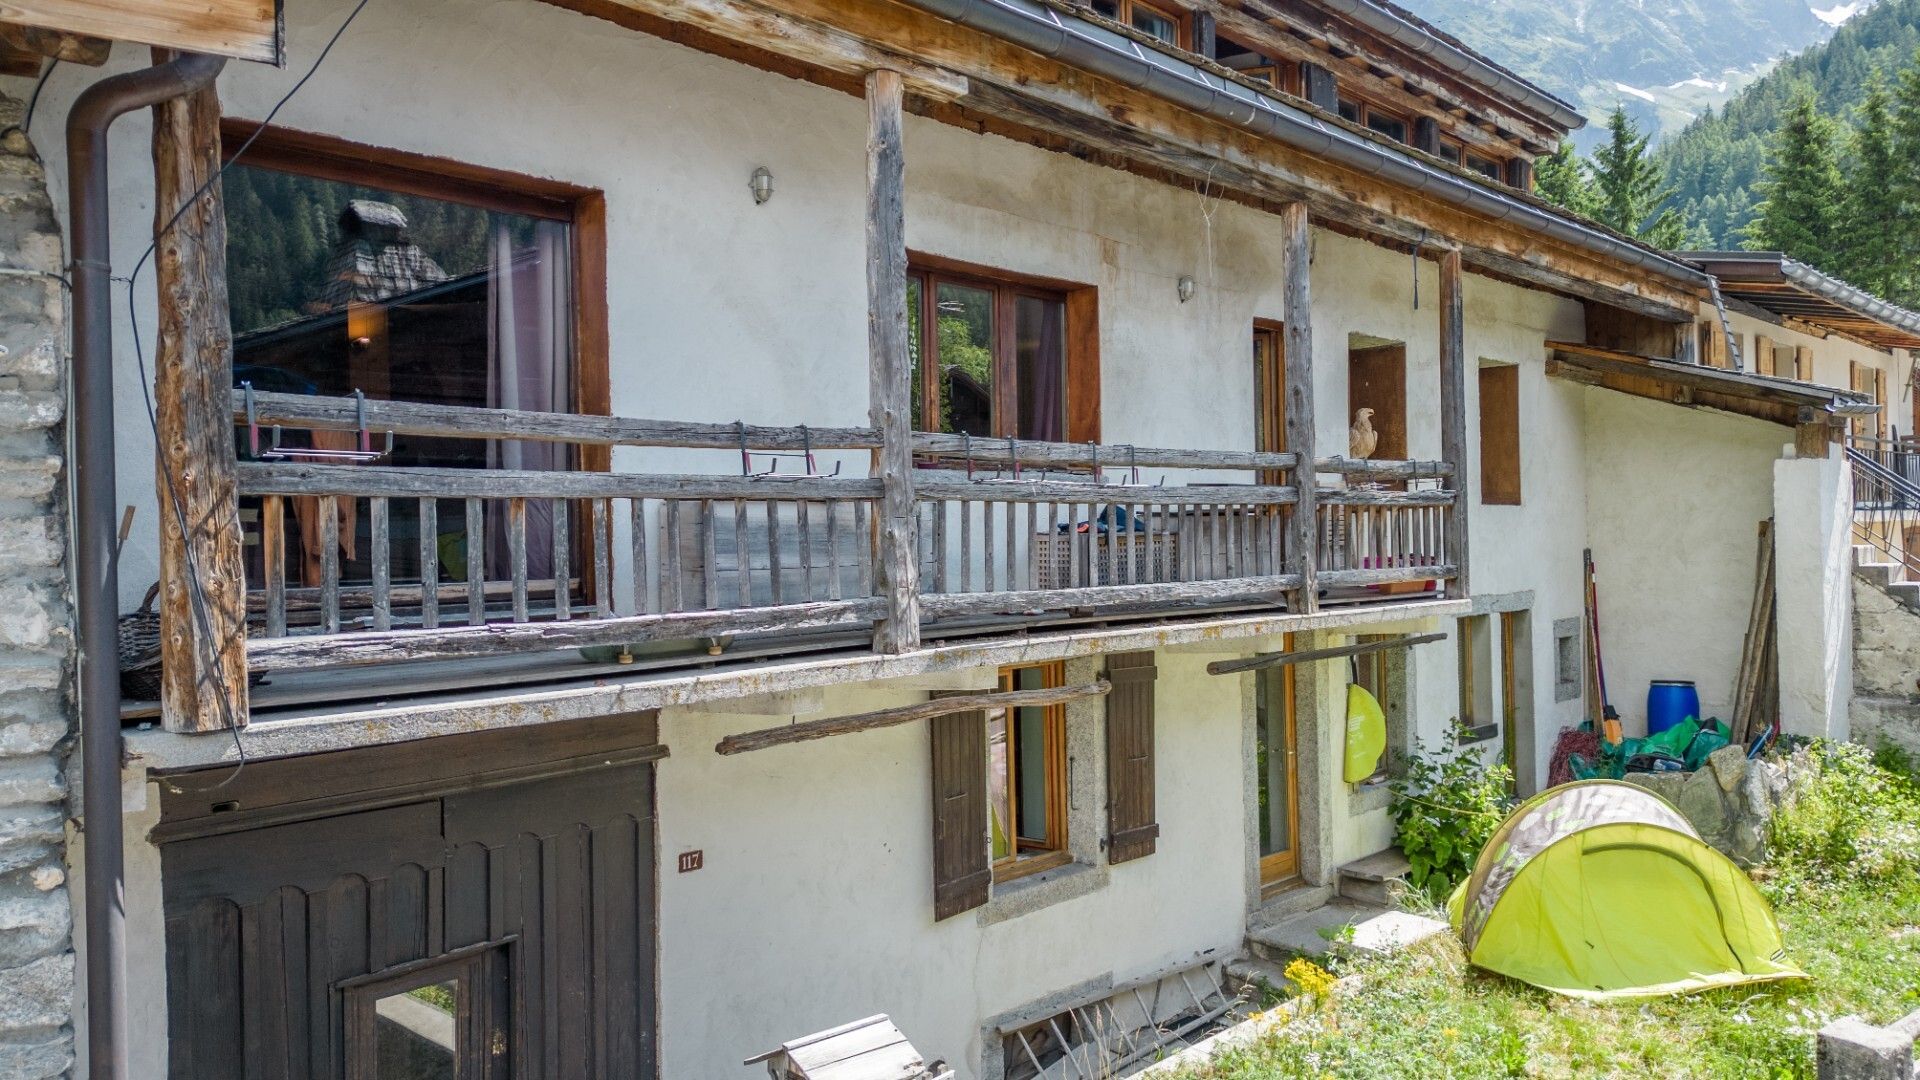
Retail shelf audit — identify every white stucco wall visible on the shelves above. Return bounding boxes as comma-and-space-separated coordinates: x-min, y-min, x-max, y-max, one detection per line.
1580, 391, 1787, 734
1774, 449, 1854, 739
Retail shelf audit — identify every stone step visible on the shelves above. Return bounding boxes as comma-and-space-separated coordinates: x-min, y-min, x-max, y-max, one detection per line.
1245, 900, 1447, 964
1336, 849, 1412, 907
1222, 956, 1295, 1010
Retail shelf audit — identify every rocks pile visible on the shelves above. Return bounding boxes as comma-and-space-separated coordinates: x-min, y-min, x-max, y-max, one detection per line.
1622, 746, 1791, 867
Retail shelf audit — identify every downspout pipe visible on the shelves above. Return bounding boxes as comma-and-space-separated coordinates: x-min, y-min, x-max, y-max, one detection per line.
900, 0, 1709, 296
65, 50, 226, 1080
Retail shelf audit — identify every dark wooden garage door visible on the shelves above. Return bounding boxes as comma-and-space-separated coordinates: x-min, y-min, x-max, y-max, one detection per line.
153, 714, 660, 1080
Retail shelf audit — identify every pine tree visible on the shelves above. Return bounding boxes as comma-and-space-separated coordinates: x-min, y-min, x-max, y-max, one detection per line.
1534, 139, 1599, 218
1588, 107, 1687, 247
1838, 75, 1908, 299
1745, 86, 1844, 267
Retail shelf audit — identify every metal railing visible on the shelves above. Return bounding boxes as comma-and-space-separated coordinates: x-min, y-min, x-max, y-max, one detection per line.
206, 392, 1461, 675
1847, 433, 1920, 581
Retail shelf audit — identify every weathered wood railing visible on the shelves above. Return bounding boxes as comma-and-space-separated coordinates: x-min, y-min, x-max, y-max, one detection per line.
908, 436, 1305, 619
1311, 459, 1457, 591
209, 392, 1461, 675
231, 390, 886, 672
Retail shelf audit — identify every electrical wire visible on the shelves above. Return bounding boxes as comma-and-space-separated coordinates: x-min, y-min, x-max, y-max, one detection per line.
117, 0, 374, 784
0, 58, 60, 142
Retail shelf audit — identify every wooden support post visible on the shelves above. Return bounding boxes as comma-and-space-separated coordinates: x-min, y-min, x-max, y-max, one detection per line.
151, 59, 248, 732
1281, 203, 1318, 613
866, 68, 921, 653
716, 679, 1111, 755
1438, 248, 1470, 598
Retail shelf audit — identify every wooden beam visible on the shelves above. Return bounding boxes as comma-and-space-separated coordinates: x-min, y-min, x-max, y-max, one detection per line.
1438, 248, 1469, 597
867, 68, 920, 654
1281, 202, 1318, 613
151, 60, 248, 733
0, 21, 109, 65
1205, 632, 1447, 676
2, 0, 279, 63
1795, 422, 1830, 459
714, 679, 1112, 754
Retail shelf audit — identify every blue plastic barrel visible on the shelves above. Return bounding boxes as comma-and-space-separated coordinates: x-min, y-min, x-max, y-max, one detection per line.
1647, 680, 1700, 736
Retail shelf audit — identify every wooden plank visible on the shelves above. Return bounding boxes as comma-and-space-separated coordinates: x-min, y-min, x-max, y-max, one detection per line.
418, 498, 439, 629
593, 499, 612, 617
550, 498, 569, 621
868, 68, 922, 653
246, 597, 887, 672
369, 497, 390, 632
1314, 457, 1454, 479
0, 21, 109, 64
912, 433, 1298, 472
631, 499, 649, 615
1205, 632, 1447, 675
237, 461, 881, 502
1316, 488, 1455, 507
234, 389, 881, 451
509, 498, 529, 622
4, 0, 279, 63
262, 495, 286, 638
1317, 563, 1455, 587
917, 574, 1300, 619
1281, 203, 1318, 612
715, 679, 1111, 755
1439, 248, 1469, 596
914, 480, 1299, 505
152, 68, 248, 732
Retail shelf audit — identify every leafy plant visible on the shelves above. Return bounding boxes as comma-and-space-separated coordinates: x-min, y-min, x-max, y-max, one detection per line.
1389, 720, 1515, 897
1771, 740, 1920, 889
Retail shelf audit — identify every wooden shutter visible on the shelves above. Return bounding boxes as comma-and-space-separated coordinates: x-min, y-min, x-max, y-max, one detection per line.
1754, 335, 1775, 376
929, 706, 990, 920
1105, 651, 1159, 864
1876, 368, 1888, 438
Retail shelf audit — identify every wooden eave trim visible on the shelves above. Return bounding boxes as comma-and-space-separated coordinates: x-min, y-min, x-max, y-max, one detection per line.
1546, 341, 1875, 426
1198, 1, 1544, 156
1214, 0, 1566, 148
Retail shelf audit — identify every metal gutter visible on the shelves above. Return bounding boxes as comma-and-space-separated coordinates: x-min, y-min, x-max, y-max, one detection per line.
1317, 0, 1585, 131
899, 0, 1710, 295
66, 50, 226, 1080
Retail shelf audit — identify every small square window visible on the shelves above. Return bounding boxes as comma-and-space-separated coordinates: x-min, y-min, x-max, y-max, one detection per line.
1553, 616, 1582, 703
342, 943, 511, 1079
1466, 154, 1503, 181
1338, 98, 1362, 124
1367, 111, 1409, 144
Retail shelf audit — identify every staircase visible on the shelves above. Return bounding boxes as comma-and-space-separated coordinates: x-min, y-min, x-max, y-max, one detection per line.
1846, 439, 1920, 598
1855, 544, 1920, 615
1225, 850, 1442, 1001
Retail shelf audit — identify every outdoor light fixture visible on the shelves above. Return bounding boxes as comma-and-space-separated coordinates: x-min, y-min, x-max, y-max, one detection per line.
750, 166, 775, 205
1177, 275, 1196, 303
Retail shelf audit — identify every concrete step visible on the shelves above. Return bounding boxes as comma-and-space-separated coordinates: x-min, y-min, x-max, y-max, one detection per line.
1222, 955, 1295, 1011
1246, 899, 1446, 964
1336, 849, 1412, 908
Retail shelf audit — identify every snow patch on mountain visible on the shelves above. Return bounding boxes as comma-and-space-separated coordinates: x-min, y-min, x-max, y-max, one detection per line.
1613, 82, 1659, 103
1811, 2, 1866, 27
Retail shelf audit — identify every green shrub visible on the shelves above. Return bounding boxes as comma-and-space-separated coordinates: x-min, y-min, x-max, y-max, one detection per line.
1390, 720, 1515, 897
1770, 740, 1920, 889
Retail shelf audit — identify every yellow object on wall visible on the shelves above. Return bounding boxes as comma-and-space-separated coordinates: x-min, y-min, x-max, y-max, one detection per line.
1343, 684, 1387, 783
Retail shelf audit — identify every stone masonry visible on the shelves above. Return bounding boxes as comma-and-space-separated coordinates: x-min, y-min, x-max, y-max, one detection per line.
1852, 551, 1920, 760
0, 93, 80, 1079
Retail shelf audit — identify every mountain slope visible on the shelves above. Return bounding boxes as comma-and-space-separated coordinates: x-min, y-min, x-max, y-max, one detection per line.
1397, 0, 1849, 147
1657, 0, 1920, 246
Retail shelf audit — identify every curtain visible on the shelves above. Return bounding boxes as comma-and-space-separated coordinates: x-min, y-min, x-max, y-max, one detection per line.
1019, 296, 1066, 442
486, 219, 573, 584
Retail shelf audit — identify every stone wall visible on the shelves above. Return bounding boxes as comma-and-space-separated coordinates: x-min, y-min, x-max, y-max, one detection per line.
1853, 571, 1920, 759
0, 94, 79, 1079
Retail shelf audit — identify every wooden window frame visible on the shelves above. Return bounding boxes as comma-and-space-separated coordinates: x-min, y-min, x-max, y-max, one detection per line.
1255, 633, 1300, 892
340, 939, 513, 1080
217, 119, 611, 465
908, 252, 1099, 444
1364, 108, 1410, 145
1464, 152, 1505, 182
1457, 614, 1497, 744
991, 661, 1071, 883
1092, 0, 1191, 49
1352, 633, 1401, 786
1477, 362, 1521, 506
1437, 139, 1465, 167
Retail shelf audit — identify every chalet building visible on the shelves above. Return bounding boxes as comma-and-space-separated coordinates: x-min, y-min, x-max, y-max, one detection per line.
0, 0, 1908, 1077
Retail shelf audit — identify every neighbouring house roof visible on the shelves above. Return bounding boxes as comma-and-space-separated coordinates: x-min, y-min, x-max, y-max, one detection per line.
1679, 251, 1920, 352
1545, 340, 1879, 428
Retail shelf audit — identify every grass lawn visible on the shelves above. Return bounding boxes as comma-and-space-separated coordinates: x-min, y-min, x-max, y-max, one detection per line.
1181, 744, 1920, 1079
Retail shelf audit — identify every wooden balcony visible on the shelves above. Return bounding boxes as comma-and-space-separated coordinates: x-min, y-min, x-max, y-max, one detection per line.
177, 390, 1459, 693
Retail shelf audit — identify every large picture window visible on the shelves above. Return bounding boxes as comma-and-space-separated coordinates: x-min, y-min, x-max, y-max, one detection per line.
909, 261, 1095, 443
221, 121, 606, 596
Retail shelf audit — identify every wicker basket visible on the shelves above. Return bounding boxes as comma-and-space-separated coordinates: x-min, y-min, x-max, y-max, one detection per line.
117, 584, 164, 701
1030, 530, 1180, 589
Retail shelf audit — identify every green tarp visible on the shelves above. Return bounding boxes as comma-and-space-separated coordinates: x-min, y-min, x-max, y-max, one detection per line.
1446, 780, 1806, 1000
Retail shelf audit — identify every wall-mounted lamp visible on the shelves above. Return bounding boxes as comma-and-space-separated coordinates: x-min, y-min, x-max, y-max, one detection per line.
749, 166, 775, 205
1177, 275, 1196, 304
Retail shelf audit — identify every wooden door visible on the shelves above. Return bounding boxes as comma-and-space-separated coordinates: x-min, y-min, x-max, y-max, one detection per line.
157, 717, 660, 1080
1256, 634, 1300, 889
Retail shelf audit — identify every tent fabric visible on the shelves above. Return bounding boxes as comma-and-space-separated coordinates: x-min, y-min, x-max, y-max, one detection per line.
1447, 780, 1805, 1000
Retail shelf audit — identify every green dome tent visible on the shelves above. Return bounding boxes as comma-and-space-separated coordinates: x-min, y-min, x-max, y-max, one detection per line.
1446, 779, 1805, 1000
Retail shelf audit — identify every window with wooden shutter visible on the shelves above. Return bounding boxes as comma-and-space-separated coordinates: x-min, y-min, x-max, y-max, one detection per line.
929, 705, 991, 921
1105, 651, 1159, 864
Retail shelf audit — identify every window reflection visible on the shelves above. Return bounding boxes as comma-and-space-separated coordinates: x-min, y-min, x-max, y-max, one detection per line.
373, 980, 459, 1078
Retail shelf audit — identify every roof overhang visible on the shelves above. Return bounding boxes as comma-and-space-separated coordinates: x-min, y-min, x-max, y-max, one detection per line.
1681, 252, 1920, 351
1546, 341, 1879, 428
